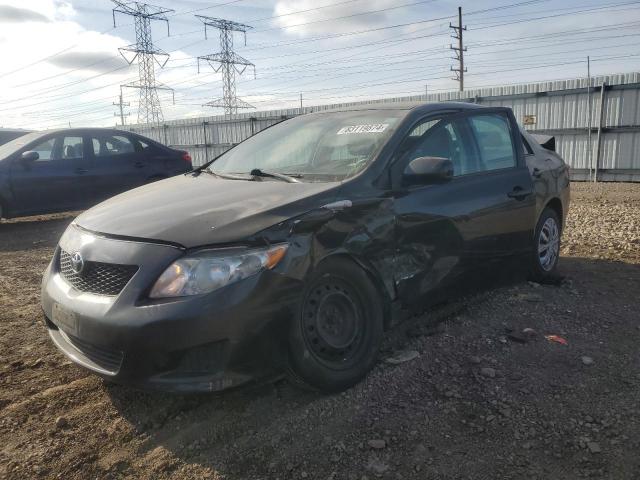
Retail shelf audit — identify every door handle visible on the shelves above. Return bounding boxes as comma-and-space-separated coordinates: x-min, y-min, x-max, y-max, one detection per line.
75, 167, 88, 175
532, 167, 542, 178
507, 186, 533, 200
134, 161, 144, 168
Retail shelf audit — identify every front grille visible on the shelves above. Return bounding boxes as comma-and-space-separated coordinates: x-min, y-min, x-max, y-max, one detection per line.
59, 250, 138, 296
59, 329, 123, 373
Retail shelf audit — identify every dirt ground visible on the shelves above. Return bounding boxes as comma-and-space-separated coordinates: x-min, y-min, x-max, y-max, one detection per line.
1, 183, 639, 480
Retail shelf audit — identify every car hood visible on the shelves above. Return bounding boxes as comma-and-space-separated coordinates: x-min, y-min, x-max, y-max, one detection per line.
75, 174, 341, 248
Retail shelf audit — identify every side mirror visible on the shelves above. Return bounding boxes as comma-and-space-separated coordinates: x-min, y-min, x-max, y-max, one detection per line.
21, 151, 39, 162
402, 156, 453, 186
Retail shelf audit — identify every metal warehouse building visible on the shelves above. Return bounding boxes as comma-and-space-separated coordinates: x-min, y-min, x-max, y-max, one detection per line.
126, 72, 640, 182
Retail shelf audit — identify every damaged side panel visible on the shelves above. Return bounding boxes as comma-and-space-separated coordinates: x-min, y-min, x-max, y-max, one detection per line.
257, 191, 399, 304
393, 191, 464, 310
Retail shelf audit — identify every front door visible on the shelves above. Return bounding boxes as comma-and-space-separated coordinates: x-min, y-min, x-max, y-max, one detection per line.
390, 109, 535, 309
9, 134, 87, 216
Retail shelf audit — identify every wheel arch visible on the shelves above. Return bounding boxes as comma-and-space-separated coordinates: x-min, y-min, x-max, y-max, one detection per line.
544, 197, 564, 230
312, 252, 394, 330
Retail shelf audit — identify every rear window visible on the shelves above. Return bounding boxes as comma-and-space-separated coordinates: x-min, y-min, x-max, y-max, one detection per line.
91, 135, 135, 157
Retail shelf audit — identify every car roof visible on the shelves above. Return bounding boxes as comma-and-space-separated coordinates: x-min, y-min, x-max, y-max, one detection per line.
308, 101, 484, 115
34, 127, 137, 136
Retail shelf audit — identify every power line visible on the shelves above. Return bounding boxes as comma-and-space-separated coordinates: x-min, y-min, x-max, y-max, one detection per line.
470, 0, 640, 30
252, 0, 440, 33
5, 16, 636, 111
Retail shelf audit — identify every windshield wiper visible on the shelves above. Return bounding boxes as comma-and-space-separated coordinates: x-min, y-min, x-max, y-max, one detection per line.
249, 168, 301, 183
214, 172, 254, 181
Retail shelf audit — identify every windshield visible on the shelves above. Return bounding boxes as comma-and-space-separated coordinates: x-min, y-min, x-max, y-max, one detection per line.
209, 110, 405, 182
0, 131, 41, 159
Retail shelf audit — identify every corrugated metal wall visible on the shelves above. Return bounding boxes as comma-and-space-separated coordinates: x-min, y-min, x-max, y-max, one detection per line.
125, 72, 640, 181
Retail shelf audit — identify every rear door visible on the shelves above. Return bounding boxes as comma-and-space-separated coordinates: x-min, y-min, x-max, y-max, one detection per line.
391, 108, 535, 309
465, 111, 536, 256
9, 134, 86, 215
84, 132, 147, 205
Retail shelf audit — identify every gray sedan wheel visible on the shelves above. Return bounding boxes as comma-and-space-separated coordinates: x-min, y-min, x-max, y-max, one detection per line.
530, 207, 561, 280
538, 216, 560, 271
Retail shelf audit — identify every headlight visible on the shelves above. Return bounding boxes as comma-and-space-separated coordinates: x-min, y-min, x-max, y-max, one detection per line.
149, 244, 288, 298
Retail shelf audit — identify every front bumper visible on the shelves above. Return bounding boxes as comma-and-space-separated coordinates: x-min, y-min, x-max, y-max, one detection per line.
41, 225, 301, 392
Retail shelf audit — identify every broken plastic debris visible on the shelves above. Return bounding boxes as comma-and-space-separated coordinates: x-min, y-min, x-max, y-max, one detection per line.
545, 335, 568, 345
385, 350, 420, 365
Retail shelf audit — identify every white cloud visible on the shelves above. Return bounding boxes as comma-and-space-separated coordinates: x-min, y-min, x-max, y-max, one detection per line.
0, 0, 76, 22
272, 0, 402, 37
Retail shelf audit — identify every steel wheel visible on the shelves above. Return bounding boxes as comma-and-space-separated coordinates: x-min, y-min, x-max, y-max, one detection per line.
302, 278, 366, 369
538, 216, 560, 271
287, 259, 384, 392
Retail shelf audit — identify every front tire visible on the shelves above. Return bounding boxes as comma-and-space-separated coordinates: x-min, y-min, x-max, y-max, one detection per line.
287, 259, 384, 392
530, 207, 561, 281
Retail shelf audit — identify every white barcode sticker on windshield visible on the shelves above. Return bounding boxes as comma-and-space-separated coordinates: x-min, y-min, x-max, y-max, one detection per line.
337, 124, 389, 135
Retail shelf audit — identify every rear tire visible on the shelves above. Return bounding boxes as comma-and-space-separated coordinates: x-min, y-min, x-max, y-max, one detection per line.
287, 259, 384, 393
530, 207, 561, 281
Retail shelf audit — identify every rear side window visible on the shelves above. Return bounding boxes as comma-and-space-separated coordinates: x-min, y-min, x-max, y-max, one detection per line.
91, 135, 135, 157
60, 136, 84, 160
468, 114, 516, 171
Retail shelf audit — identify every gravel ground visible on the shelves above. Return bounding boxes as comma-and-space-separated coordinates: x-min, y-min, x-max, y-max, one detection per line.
1, 183, 639, 480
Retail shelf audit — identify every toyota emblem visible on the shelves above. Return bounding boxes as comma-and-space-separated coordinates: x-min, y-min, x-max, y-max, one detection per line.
70, 252, 84, 274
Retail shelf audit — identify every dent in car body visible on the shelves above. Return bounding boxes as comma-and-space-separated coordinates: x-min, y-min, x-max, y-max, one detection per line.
255, 188, 399, 306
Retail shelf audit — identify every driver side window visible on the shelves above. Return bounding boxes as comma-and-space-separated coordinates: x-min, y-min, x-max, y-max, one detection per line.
29, 138, 55, 161
401, 117, 475, 176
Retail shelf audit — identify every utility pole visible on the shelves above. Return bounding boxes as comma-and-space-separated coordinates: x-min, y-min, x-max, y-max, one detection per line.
112, 1, 174, 124
196, 15, 256, 115
113, 88, 130, 126
450, 6, 466, 92
587, 56, 593, 181
300, 93, 303, 113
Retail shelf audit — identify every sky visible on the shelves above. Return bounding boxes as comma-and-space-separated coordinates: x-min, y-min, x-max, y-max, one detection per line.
0, 0, 639, 129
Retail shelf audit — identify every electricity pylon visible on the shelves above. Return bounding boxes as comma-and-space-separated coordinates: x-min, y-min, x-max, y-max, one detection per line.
112, 1, 174, 124
196, 15, 256, 115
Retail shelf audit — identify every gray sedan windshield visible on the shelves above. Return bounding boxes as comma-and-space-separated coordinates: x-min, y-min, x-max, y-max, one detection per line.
209, 111, 405, 182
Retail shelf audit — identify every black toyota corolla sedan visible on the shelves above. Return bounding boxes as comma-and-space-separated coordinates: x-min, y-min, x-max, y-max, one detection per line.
41, 102, 570, 393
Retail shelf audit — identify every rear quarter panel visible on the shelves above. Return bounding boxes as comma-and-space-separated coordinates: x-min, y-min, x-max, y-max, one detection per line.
523, 132, 570, 225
